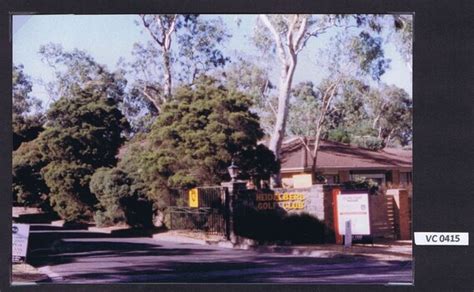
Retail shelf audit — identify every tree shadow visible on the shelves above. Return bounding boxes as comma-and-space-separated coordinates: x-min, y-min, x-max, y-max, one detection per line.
26, 225, 216, 269
34, 251, 412, 284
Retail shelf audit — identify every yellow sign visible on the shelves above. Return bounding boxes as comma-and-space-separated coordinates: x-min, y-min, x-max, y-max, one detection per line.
188, 188, 199, 208
255, 192, 305, 211
292, 174, 313, 188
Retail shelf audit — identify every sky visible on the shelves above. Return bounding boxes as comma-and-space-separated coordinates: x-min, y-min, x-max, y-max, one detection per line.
12, 14, 412, 109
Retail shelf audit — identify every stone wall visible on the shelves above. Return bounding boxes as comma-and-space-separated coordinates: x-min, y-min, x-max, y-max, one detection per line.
234, 185, 411, 242
273, 184, 338, 241
272, 185, 329, 220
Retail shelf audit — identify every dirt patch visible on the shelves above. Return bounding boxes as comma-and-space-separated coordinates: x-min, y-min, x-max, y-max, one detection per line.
11, 263, 50, 284
165, 230, 226, 242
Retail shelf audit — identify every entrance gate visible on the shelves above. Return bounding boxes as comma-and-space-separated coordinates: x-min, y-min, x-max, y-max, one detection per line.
167, 186, 227, 235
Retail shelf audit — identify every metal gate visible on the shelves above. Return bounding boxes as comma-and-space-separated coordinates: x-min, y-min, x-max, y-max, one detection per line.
167, 186, 227, 235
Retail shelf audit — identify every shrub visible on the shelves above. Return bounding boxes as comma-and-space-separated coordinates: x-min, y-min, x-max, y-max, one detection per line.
42, 161, 96, 223
12, 141, 49, 208
90, 167, 152, 228
281, 213, 325, 244
34, 89, 129, 223
342, 178, 380, 195
234, 201, 325, 244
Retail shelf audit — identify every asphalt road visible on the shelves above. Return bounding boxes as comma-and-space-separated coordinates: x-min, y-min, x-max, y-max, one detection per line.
26, 224, 412, 284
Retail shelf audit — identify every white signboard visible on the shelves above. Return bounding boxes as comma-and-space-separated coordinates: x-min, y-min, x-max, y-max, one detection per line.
337, 193, 371, 235
12, 223, 30, 263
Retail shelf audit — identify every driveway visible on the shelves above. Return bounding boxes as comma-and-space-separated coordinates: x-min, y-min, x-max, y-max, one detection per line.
26, 224, 413, 284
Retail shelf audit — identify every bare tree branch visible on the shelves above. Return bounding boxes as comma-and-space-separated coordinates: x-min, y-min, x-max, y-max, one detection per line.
164, 14, 178, 50
141, 84, 162, 112
140, 15, 164, 46
293, 16, 308, 52
259, 15, 288, 64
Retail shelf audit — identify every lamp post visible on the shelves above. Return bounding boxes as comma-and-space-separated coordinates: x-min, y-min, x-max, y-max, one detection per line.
225, 160, 240, 242
227, 160, 239, 182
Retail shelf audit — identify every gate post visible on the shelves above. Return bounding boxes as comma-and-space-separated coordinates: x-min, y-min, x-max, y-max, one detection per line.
386, 188, 411, 240
222, 181, 246, 242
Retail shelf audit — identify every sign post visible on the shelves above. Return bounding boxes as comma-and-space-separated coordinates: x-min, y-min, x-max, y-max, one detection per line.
336, 193, 371, 237
344, 220, 352, 248
12, 223, 30, 263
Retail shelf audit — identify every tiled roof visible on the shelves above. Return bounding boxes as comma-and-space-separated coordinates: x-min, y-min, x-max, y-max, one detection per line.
280, 137, 412, 171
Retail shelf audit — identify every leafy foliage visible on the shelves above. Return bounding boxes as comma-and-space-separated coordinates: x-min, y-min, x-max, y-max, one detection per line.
367, 84, 413, 147
38, 44, 135, 137
13, 115, 44, 151
348, 32, 389, 81
287, 76, 411, 150
149, 77, 277, 186
118, 77, 279, 212
218, 55, 277, 135
34, 89, 129, 222
40, 90, 129, 168
342, 178, 380, 195
12, 141, 50, 207
287, 81, 322, 137
42, 161, 96, 222
90, 168, 152, 227
391, 15, 413, 70
12, 64, 44, 150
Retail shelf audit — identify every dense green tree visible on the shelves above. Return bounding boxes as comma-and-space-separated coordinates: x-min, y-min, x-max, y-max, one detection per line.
12, 141, 50, 207
37, 44, 139, 135
118, 77, 279, 212
41, 161, 96, 222
40, 90, 128, 168
13, 115, 44, 151
150, 77, 277, 186
323, 79, 381, 149
12, 64, 44, 150
90, 167, 152, 227
35, 89, 129, 222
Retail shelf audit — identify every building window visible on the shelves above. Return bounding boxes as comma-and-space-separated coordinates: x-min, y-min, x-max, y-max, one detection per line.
350, 173, 386, 185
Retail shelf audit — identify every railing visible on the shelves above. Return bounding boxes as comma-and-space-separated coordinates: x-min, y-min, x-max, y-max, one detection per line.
167, 187, 226, 235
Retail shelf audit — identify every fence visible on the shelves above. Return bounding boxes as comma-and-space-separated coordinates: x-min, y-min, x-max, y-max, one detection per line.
166, 187, 226, 235
165, 184, 411, 242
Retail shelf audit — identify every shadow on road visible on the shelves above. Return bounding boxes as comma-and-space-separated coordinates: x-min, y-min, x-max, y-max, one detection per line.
26, 223, 413, 284
34, 253, 411, 284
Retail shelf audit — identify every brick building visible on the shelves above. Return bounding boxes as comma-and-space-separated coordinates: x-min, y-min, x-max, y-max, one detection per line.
279, 137, 412, 189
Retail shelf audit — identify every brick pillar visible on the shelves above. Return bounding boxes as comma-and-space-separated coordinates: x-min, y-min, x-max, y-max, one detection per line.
330, 187, 343, 244
386, 189, 411, 240
391, 170, 400, 187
